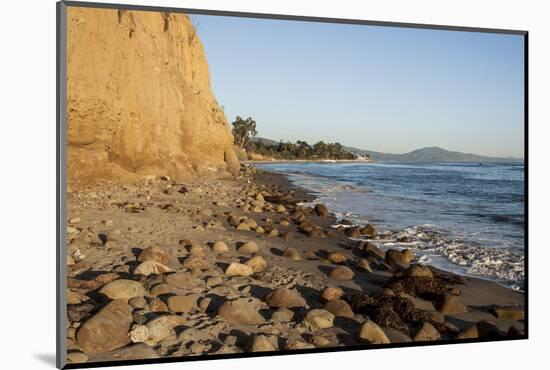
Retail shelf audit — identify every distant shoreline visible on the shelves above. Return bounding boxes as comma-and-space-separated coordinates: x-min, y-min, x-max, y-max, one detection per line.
247, 159, 372, 164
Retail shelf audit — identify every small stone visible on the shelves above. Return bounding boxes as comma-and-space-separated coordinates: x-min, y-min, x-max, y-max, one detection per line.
145, 315, 184, 346
188, 243, 206, 257
128, 297, 147, 309
134, 261, 174, 276
246, 255, 267, 272
247, 335, 277, 352
274, 204, 286, 214
237, 222, 251, 231
76, 300, 133, 353
166, 294, 198, 313
282, 247, 302, 261
198, 297, 212, 312
225, 262, 254, 276
280, 220, 290, 226
149, 283, 173, 297
360, 224, 376, 237
67, 289, 85, 305
129, 325, 149, 343
355, 258, 373, 272
164, 272, 200, 289
68, 217, 81, 225
329, 266, 355, 280
182, 256, 210, 270
138, 246, 170, 264
455, 324, 479, 339
265, 287, 307, 308
345, 227, 362, 238
314, 204, 330, 217
406, 265, 433, 278
304, 309, 334, 329
255, 226, 265, 233
237, 241, 259, 254
358, 320, 390, 344
271, 308, 294, 322
324, 299, 354, 318
148, 298, 169, 312
99, 279, 146, 300
218, 299, 265, 325
327, 251, 347, 264
212, 241, 229, 254
67, 351, 88, 363
285, 340, 315, 350
413, 322, 441, 341
310, 335, 331, 347
490, 306, 525, 321
321, 287, 344, 302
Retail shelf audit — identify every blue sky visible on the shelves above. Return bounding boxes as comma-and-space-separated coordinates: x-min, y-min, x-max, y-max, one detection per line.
193, 14, 525, 158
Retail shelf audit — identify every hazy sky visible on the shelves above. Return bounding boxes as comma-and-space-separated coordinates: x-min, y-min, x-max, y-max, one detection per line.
194, 14, 525, 158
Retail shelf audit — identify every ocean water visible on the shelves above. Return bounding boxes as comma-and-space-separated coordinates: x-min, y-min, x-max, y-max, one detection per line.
256, 162, 525, 290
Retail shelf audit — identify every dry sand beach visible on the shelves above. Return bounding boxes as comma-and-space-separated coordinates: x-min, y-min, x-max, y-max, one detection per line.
65, 165, 525, 364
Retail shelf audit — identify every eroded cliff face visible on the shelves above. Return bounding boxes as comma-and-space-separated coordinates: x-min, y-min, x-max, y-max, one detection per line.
67, 7, 239, 184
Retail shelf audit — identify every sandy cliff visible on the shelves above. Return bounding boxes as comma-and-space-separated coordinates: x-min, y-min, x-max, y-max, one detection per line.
66, 7, 239, 184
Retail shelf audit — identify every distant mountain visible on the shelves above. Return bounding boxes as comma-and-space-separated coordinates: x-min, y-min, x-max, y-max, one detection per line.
250, 137, 522, 162
343, 146, 523, 163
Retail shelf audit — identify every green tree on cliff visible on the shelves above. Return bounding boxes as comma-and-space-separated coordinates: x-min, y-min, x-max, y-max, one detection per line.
232, 116, 258, 149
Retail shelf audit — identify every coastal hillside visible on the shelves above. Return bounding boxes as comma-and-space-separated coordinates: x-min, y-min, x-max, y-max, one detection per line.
344, 146, 522, 163
66, 7, 239, 184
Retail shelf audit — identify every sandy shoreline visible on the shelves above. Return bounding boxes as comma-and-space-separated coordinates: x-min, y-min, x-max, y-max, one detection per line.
65, 166, 525, 364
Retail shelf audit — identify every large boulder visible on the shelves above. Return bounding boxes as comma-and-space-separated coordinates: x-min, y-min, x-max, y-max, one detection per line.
218, 299, 266, 325
99, 279, 146, 300
76, 300, 133, 353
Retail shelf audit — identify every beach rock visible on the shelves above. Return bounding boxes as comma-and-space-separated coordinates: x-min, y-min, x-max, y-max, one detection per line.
438, 295, 467, 315
345, 227, 362, 238
137, 246, 170, 264
76, 300, 132, 353
128, 297, 147, 309
280, 219, 290, 226
363, 242, 385, 260
507, 325, 525, 336
477, 320, 505, 338
265, 287, 307, 308
166, 294, 198, 313
314, 204, 330, 217
99, 279, 146, 300
145, 315, 184, 345
255, 226, 265, 233
283, 247, 302, 261
236, 222, 251, 231
67, 289, 86, 305
164, 272, 200, 289
385, 249, 411, 270
247, 335, 277, 352
324, 299, 354, 318
402, 249, 415, 263
360, 224, 377, 237
211, 241, 229, 254
304, 309, 335, 329
307, 229, 326, 238
188, 243, 206, 257
274, 204, 286, 214
328, 251, 348, 264
406, 265, 433, 278
490, 306, 524, 321
149, 283, 173, 298
218, 299, 266, 325
321, 287, 344, 302
148, 298, 169, 312
129, 325, 149, 343
271, 308, 294, 322
455, 324, 479, 339
225, 262, 254, 276
91, 343, 159, 362
357, 320, 390, 344
285, 340, 316, 350
246, 255, 267, 272
134, 261, 174, 276
355, 258, 373, 273
67, 351, 88, 364
329, 266, 355, 280
413, 322, 441, 341
237, 241, 259, 254
310, 335, 331, 347
182, 256, 210, 270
